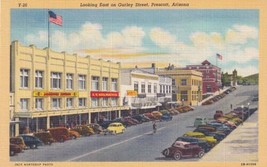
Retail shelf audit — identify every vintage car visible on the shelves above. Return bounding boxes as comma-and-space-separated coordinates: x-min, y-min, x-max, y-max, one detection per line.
98, 120, 113, 129
194, 128, 225, 141
34, 131, 55, 145
175, 136, 212, 152
18, 134, 43, 149
72, 125, 95, 136
183, 131, 217, 147
207, 122, 232, 135
87, 123, 104, 134
151, 111, 163, 119
143, 113, 157, 120
10, 144, 22, 156
160, 113, 173, 121
106, 122, 126, 134
10, 137, 27, 150
162, 141, 205, 160
48, 127, 70, 142
131, 115, 150, 123
69, 129, 81, 139
214, 110, 224, 120
194, 117, 208, 127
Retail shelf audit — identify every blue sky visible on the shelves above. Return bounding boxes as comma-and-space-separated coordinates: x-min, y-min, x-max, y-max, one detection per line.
11, 9, 259, 76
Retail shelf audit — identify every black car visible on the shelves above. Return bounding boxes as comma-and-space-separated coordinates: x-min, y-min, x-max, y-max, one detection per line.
194, 128, 225, 141
98, 120, 113, 129
175, 136, 212, 152
131, 115, 150, 123
19, 135, 43, 149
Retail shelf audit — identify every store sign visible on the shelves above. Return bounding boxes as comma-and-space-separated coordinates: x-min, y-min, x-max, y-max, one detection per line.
127, 90, 137, 97
90, 91, 119, 98
33, 91, 79, 97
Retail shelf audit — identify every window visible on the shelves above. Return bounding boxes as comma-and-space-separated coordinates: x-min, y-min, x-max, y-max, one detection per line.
180, 91, 188, 101
160, 85, 163, 93
154, 83, 157, 93
91, 98, 99, 107
66, 98, 73, 108
66, 73, 73, 90
102, 77, 108, 91
166, 85, 169, 93
52, 98, 61, 109
141, 82, 145, 93
51, 72, 61, 89
163, 85, 166, 93
192, 91, 197, 101
20, 98, 28, 111
92, 76, 99, 91
20, 69, 29, 88
111, 78, 118, 91
134, 82, 139, 93
35, 98, 43, 110
148, 83, 152, 93
181, 79, 187, 86
78, 98, 86, 107
102, 98, 108, 107
78, 75, 86, 90
35, 70, 43, 88
111, 98, 117, 106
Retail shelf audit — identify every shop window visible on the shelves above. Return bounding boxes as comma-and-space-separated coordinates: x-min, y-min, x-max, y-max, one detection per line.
35, 70, 43, 89
66, 73, 73, 90
20, 69, 29, 88
180, 91, 188, 101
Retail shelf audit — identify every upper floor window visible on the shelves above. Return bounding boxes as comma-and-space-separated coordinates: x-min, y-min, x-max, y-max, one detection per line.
20, 69, 29, 88
141, 82, 145, 93
51, 72, 61, 89
134, 81, 139, 93
78, 98, 86, 107
66, 98, 73, 108
154, 83, 157, 93
35, 98, 43, 110
111, 78, 118, 91
148, 83, 152, 93
66, 73, 73, 90
20, 98, 29, 111
181, 79, 187, 86
92, 76, 99, 91
52, 98, 61, 109
78, 75, 86, 90
35, 70, 43, 89
102, 77, 108, 91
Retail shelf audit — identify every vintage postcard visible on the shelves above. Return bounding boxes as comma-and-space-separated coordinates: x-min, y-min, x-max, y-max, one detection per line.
1, 0, 267, 167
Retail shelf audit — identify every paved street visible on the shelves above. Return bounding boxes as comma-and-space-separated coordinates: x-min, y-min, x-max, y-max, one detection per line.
10, 85, 258, 162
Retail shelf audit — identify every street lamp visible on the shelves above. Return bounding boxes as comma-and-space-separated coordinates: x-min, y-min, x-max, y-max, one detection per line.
241, 105, 244, 125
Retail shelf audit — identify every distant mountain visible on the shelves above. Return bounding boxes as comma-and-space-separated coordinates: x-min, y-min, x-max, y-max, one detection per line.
243, 73, 258, 84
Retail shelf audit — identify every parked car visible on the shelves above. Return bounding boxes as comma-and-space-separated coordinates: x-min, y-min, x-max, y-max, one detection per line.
69, 129, 81, 139
88, 123, 104, 134
10, 137, 27, 150
10, 144, 22, 156
18, 134, 43, 149
151, 111, 163, 119
106, 122, 126, 134
183, 131, 217, 147
112, 118, 130, 127
143, 113, 157, 121
160, 113, 173, 121
214, 110, 224, 120
98, 120, 113, 129
194, 117, 208, 127
34, 132, 55, 145
194, 128, 225, 141
48, 127, 70, 142
175, 136, 212, 152
207, 122, 232, 135
72, 125, 94, 136
162, 141, 205, 160
131, 115, 150, 123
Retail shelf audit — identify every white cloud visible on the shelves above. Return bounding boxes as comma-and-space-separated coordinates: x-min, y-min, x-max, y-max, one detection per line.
150, 28, 177, 49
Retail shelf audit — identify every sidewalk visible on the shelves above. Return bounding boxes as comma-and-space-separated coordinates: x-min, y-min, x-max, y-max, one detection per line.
201, 110, 258, 162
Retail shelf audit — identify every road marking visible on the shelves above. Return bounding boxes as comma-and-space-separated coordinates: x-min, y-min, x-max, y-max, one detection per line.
67, 127, 166, 161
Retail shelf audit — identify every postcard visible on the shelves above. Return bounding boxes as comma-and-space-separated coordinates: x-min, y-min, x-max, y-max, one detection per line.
1, 0, 266, 167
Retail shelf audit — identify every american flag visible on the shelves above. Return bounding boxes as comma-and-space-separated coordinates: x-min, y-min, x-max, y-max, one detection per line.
49, 11, 62, 26
216, 53, 223, 60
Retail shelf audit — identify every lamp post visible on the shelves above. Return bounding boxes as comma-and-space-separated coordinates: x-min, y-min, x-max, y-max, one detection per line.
241, 105, 244, 125
247, 102, 250, 118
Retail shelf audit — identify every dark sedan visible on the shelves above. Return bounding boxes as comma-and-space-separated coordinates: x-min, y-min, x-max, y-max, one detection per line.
175, 136, 212, 152
18, 135, 43, 149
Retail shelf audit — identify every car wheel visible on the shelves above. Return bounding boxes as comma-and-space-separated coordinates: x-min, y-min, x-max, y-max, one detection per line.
173, 152, 182, 160
162, 149, 169, 156
30, 144, 37, 149
198, 151, 205, 158
10, 150, 15, 156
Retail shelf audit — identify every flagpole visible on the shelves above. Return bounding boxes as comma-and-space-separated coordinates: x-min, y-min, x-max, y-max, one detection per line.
48, 9, 50, 48
216, 54, 218, 83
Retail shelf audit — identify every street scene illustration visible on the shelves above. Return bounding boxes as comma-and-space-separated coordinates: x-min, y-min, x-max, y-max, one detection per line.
10, 9, 258, 161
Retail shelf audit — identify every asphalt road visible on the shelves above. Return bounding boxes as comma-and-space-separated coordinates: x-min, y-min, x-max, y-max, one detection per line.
10, 85, 258, 162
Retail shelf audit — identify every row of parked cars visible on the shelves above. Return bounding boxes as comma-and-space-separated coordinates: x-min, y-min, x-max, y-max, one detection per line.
161, 105, 257, 160
10, 105, 195, 156
202, 87, 236, 105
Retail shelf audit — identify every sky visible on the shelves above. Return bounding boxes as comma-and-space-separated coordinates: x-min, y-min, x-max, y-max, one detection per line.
11, 9, 259, 76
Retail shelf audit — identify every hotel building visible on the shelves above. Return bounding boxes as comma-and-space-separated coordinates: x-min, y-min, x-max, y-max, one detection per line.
10, 41, 128, 136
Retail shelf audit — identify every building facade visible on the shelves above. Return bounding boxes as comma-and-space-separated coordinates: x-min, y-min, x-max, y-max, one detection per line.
10, 41, 128, 136
155, 67, 203, 106
120, 68, 160, 115
186, 60, 222, 95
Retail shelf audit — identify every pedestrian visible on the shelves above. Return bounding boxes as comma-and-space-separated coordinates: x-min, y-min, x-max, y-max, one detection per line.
230, 104, 233, 110
153, 122, 157, 134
